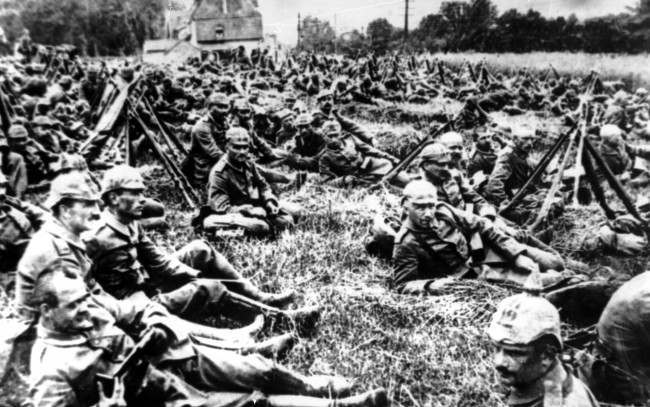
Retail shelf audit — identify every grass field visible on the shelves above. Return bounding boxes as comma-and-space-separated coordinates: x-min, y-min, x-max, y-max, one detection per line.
0, 93, 646, 407
432, 52, 650, 89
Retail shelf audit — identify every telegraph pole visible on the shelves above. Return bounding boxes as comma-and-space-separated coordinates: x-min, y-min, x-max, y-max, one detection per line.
297, 13, 301, 50
404, 0, 409, 43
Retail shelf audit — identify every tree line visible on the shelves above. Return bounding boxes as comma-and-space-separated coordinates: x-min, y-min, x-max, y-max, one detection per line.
0, 0, 648, 56
0, 0, 165, 56
300, 0, 650, 55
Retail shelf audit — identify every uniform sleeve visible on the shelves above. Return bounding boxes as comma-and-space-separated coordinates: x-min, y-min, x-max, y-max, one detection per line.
318, 153, 339, 180
192, 122, 222, 160
447, 206, 526, 262
483, 152, 512, 205
29, 369, 80, 407
354, 138, 393, 160
207, 169, 234, 214
252, 165, 277, 204
136, 224, 195, 278
392, 239, 420, 289
337, 114, 374, 145
457, 175, 496, 219
629, 144, 650, 161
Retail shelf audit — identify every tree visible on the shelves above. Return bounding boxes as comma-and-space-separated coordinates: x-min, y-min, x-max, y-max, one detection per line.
366, 18, 394, 54
299, 16, 336, 53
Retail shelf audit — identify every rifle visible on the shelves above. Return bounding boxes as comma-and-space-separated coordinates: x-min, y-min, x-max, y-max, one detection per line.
95, 329, 155, 393
378, 120, 453, 185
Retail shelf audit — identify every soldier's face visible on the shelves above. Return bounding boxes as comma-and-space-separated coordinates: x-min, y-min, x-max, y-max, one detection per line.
514, 135, 535, 153
228, 142, 250, 164
66, 200, 101, 234
407, 197, 437, 229
210, 103, 230, 118
319, 96, 333, 112
113, 189, 145, 220
297, 124, 310, 136
492, 342, 547, 387
421, 159, 452, 183
44, 279, 93, 333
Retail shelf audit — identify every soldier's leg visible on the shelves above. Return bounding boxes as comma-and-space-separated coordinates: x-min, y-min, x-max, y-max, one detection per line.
5, 153, 28, 199
203, 213, 271, 235
172, 240, 295, 306
172, 347, 352, 397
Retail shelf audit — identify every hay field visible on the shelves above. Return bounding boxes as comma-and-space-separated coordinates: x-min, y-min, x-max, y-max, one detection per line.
432, 52, 650, 89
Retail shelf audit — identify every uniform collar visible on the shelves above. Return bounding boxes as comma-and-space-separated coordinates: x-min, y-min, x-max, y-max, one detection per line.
101, 209, 137, 238
43, 219, 86, 251
36, 322, 88, 347
225, 155, 252, 173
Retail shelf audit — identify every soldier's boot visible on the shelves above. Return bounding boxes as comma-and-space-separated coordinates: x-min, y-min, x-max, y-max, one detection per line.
241, 333, 296, 360
216, 291, 321, 336
332, 388, 389, 407
265, 388, 388, 407
303, 375, 354, 397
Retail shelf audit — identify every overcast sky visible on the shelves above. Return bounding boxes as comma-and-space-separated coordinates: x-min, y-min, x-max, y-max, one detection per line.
258, 0, 639, 44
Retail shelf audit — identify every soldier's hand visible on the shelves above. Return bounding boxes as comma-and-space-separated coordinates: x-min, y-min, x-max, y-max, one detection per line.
97, 377, 127, 407
142, 326, 170, 356
514, 254, 540, 275
399, 280, 431, 295
616, 233, 647, 256
266, 201, 280, 217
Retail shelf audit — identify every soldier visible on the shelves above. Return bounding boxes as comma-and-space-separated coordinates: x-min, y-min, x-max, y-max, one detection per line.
206, 127, 301, 234
86, 165, 306, 325
318, 121, 405, 187
392, 181, 565, 294
0, 171, 48, 275
284, 113, 327, 172
574, 271, 650, 404
468, 126, 498, 178
418, 143, 496, 219
29, 261, 387, 407
185, 92, 230, 186
7, 123, 53, 185
487, 286, 598, 406
438, 131, 467, 171
0, 131, 28, 199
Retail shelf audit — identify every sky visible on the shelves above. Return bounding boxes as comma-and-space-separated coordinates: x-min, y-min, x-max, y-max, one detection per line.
257, 0, 639, 44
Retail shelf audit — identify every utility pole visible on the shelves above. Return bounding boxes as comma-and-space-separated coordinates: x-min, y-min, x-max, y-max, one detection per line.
404, 0, 409, 44
297, 13, 301, 50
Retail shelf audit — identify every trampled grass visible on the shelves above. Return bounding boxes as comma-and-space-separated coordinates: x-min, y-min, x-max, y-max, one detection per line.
0, 92, 645, 407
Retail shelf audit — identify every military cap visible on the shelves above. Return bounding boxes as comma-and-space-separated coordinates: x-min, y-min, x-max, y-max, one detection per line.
420, 143, 451, 163
7, 124, 28, 139
206, 92, 229, 107
487, 291, 562, 348
233, 98, 251, 111
51, 153, 88, 174
100, 165, 146, 196
226, 127, 250, 145
58, 75, 72, 87
316, 89, 333, 101
322, 120, 341, 136
86, 65, 100, 74
44, 172, 100, 209
402, 180, 437, 204
295, 113, 312, 127
613, 90, 630, 105
120, 66, 134, 77
439, 131, 464, 149
636, 87, 648, 97
274, 109, 294, 121
32, 115, 54, 127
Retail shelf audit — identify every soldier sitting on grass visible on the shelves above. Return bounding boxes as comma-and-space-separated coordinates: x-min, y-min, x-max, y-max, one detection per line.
392, 180, 568, 294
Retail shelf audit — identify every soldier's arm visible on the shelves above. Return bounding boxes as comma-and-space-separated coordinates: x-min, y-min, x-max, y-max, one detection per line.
392, 239, 421, 290
136, 224, 197, 278
628, 143, 650, 161
483, 153, 512, 205
252, 164, 278, 205
355, 139, 396, 162
334, 112, 374, 145
447, 206, 526, 262
207, 170, 233, 214
192, 124, 222, 160
29, 367, 80, 407
457, 175, 496, 219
